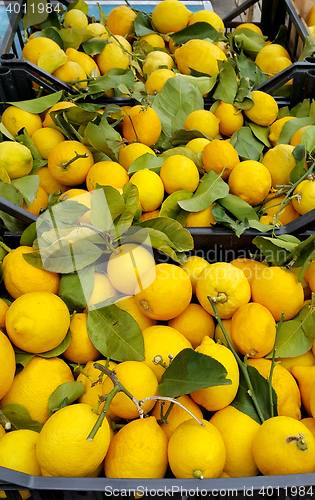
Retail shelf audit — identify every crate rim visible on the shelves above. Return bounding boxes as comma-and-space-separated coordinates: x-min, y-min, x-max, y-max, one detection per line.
2, 466, 315, 492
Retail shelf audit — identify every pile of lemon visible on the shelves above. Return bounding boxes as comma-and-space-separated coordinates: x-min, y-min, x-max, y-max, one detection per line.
1, 85, 314, 228
20, 0, 294, 94
1, 236, 315, 481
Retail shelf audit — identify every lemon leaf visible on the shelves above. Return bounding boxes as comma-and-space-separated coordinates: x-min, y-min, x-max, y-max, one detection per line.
137, 217, 194, 252
236, 52, 267, 88
171, 22, 226, 44
48, 381, 85, 417
159, 190, 192, 222
1, 404, 43, 432
23, 0, 49, 30
218, 194, 259, 221
59, 266, 95, 313
277, 116, 315, 144
61, 27, 94, 51
247, 122, 270, 148
90, 186, 125, 233
5, 91, 63, 114
115, 183, 140, 232
290, 144, 306, 184
178, 171, 229, 213
230, 127, 264, 161
231, 366, 278, 424
252, 235, 299, 265
67, 0, 89, 15
128, 154, 164, 175
87, 303, 145, 362
211, 204, 250, 237
213, 60, 238, 105
265, 301, 315, 358
161, 129, 209, 150
152, 77, 203, 138
11, 176, 40, 209
134, 12, 155, 36
158, 349, 230, 398
82, 38, 108, 56
32, 27, 63, 50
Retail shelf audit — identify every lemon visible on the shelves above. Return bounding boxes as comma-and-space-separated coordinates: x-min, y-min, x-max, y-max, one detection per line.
175, 39, 227, 77
252, 416, 315, 475
0, 141, 32, 179
130, 168, 165, 211
1, 356, 74, 424
168, 418, 226, 478
151, 0, 192, 34
159, 154, 199, 194
142, 51, 174, 76
64, 9, 88, 29
36, 403, 111, 477
105, 416, 168, 478
5, 291, 70, 354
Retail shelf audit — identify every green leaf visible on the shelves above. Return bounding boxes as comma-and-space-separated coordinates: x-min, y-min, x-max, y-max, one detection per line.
24, 237, 103, 274
152, 77, 204, 138
266, 302, 315, 359
0, 181, 25, 232
134, 12, 155, 36
236, 52, 267, 88
128, 154, 165, 175
247, 219, 276, 232
231, 366, 277, 424
15, 352, 35, 367
116, 183, 140, 232
82, 38, 108, 56
159, 191, 192, 222
38, 329, 72, 358
60, 27, 93, 51
23, 0, 48, 28
48, 381, 85, 417
66, 0, 88, 13
252, 235, 299, 265
161, 129, 209, 150
247, 122, 270, 148
298, 35, 315, 61
158, 349, 230, 398
1, 403, 43, 432
34, 27, 64, 49
234, 77, 254, 110
6, 92, 63, 114
218, 193, 259, 221
41, 201, 89, 225
138, 217, 194, 252
59, 266, 95, 313
213, 61, 238, 104
15, 130, 47, 174
90, 186, 125, 232
230, 127, 264, 161
277, 117, 315, 145
231, 31, 266, 59
290, 144, 307, 184
171, 23, 226, 44
177, 74, 217, 97
85, 69, 135, 97
12, 176, 40, 208
211, 204, 250, 237
178, 171, 229, 212
87, 304, 145, 362
84, 119, 121, 161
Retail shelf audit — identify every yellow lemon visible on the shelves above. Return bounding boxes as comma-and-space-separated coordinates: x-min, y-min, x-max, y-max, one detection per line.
159, 154, 199, 194
130, 168, 165, 211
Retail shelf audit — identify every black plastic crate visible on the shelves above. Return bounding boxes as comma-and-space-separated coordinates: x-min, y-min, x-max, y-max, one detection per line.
0, 0, 310, 108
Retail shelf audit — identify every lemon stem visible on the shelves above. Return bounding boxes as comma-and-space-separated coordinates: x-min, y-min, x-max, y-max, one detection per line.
87, 384, 120, 440
286, 434, 308, 451
212, 292, 228, 304
77, 365, 97, 385
0, 409, 11, 430
207, 296, 265, 424
140, 396, 205, 427
153, 355, 168, 369
268, 311, 284, 418
193, 469, 204, 480
61, 152, 89, 171
0, 241, 11, 253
